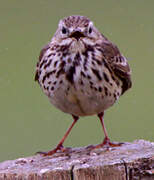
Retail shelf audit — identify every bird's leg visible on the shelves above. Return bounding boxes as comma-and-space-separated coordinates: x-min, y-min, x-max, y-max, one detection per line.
94, 112, 123, 148
37, 115, 79, 156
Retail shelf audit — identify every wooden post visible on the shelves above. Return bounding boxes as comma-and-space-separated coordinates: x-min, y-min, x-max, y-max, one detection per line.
0, 140, 154, 180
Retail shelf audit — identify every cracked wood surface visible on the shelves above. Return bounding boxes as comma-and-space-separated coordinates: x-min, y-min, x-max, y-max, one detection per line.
0, 140, 154, 180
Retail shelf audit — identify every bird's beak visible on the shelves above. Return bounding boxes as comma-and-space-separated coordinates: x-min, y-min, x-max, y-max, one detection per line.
69, 31, 85, 40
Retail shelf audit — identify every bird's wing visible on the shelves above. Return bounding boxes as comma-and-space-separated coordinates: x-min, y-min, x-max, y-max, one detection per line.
100, 40, 132, 94
35, 43, 50, 81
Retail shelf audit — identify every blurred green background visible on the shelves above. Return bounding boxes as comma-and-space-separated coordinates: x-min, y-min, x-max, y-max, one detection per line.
0, 0, 154, 162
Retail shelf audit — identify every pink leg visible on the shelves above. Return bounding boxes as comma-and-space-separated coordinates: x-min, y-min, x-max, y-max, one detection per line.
37, 115, 79, 156
95, 112, 123, 148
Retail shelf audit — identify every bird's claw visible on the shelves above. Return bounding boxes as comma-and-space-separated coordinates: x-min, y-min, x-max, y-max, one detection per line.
93, 137, 124, 149
36, 144, 71, 156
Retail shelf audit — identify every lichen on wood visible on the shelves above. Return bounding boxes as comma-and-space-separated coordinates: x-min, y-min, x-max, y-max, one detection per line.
0, 140, 154, 180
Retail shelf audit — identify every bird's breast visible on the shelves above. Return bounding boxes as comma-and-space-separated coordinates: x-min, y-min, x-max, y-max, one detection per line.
39, 43, 122, 116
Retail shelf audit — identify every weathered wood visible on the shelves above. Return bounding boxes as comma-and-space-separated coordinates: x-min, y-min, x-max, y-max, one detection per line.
0, 140, 154, 180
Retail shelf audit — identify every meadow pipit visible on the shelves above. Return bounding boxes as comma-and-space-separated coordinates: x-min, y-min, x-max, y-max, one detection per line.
35, 15, 132, 155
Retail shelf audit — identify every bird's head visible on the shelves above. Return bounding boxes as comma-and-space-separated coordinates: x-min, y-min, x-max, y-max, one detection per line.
53, 15, 101, 43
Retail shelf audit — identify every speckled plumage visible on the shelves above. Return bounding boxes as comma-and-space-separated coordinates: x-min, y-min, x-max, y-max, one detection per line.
35, 15, 132, 155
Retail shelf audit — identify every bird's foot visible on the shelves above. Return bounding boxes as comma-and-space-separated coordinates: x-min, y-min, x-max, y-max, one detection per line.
90, 137, 123, 149
37, 144, 69, 156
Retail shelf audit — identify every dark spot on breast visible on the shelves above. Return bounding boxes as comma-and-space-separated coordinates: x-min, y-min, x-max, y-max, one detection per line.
60, 61, 66, 68
93, 57, 102, 66
50, 46, 55, 51
94, 87, 97, 91
57, 52, 61, 56
98, 87, 102, 92
67, 59, 71, 63
54, 45, 60, 49
87, 75, 91, 79
74, 60, 80, 66
83, 57, 88, 71
42, 76, 46, 84
84, 66, 88, 71
92, 52, 95, 57
90, 85, 93, 89
66, 66, 76, 84
48, 53, 55, 57
89, 81, 93, 85
73, 52, 81, 66
92, 61, 95, 66
42, 70, 56, 83
80, 80, 84, 85
47, 54, 51, 58
59, 80, 63, 84
116, 80, 120, 86
82, 50, 88, 58
54, 61, 58, 67
85, 44, 94, 52
44, 59, 52, 69
110, 82, 113, 86
40, 59, 47, 68
116, 58, 119, 63
51, 86, 54, 91
103, 72, 109, 83
81, 71, 86, 77
75, 52, 81, 61
51, 70, 56, 74
104, 86, 108, 96
56, 69, 65, 78
59, 45, 69, 52
58, 45, 70, 56
96, 60, 102, 65
119, 57, 123, 63
92, 68, 102, 81
63, 51, 68, 57
111, 75, 116, 81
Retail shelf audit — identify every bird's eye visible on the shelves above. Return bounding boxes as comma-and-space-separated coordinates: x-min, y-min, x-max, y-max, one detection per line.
88, 27, 92, 34
62, 27, 67, 34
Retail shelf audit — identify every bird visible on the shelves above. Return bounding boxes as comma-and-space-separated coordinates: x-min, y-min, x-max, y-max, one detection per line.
35, 15, 132, 156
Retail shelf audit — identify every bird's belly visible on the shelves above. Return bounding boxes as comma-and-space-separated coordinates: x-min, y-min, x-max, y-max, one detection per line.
48, 82, 118, 116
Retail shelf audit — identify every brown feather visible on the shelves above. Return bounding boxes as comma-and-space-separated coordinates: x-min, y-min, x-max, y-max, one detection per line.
101, 40, 132, 94
34, 44, 50, 81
